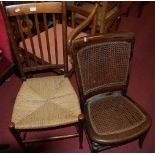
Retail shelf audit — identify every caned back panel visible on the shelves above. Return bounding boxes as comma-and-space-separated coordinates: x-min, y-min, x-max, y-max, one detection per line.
3, 2, 67, 75
72, 33, 134, 98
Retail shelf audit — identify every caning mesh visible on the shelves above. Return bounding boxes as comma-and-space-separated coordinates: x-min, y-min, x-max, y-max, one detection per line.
88, 95, 146, 135
77, 41, 131, 95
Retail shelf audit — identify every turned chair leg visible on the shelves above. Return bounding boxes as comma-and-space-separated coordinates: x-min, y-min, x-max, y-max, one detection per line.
78, 114, 84, 149
139, 132, 148, 149
9, 122, 27, 152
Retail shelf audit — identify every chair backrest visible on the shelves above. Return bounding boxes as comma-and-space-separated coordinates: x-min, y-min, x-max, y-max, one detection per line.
71, 2, 122, 33
99, 1, 122, 33
1, 2, 68, 77
71, 32, 135, 100
68, 2, 97, 35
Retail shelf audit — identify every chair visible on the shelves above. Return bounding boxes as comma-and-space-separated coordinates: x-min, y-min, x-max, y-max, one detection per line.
72, 2, 122, 33
70, 32, 152, 152
0, 2, 97, 151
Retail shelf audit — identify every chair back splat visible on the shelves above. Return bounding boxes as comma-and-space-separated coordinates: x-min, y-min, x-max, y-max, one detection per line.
1, 1, 98, 78
2, 2, 68, 77
71, 33, 152, 152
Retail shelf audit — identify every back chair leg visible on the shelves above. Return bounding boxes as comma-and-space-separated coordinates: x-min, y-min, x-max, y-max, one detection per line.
139, 132, 148, 149
9, 122, 27, 152
78, 114, 84, 149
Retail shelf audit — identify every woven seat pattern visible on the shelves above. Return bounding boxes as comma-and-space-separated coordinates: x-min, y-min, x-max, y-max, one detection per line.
77, 41, 131, 95
12, 75, 81, 129
87, 94, 146, 135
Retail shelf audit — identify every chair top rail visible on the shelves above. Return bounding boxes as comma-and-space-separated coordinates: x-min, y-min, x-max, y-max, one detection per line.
71, 32, 135, 48
6, 2, 63, 16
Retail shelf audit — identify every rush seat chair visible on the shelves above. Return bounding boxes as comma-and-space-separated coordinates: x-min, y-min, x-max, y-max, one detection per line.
0, 2, 98, 151
70, 32, 152, 152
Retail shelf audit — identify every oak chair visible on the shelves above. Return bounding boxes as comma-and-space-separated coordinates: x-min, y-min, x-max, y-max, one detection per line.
73, 1, 122, 33
70, 32, 152, 152
0, 2, 98, 151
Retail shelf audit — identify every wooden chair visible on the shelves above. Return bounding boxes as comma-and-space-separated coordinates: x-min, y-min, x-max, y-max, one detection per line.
73, 2, 122, 33
0, 2, 98, 151
70, 32, 152, 152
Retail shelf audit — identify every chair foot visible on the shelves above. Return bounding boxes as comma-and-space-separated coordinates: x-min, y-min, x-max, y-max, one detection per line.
78, 114, 84, 149
139, 132, 147, 149
9, 122, 27, 152
91, 142, 112, 153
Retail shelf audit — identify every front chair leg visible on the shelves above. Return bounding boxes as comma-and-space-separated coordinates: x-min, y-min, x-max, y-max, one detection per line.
9, 122, 27, 152
78, 114, 85, 149
139, 132, 148, 149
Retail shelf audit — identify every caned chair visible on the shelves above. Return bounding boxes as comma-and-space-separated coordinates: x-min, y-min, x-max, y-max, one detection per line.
0, 2, 98, 151
70, 32, 152, 152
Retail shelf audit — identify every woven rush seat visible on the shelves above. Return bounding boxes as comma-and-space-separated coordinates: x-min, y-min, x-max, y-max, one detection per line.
11, 75, 81, 129
85, 92, 150, 144
19, 24, 87, 70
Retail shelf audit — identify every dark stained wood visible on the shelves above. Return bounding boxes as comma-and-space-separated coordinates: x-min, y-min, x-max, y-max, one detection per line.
91, 13, 97, 35
62, 2, 68, 73
100, 2, 108, 33
67, 3, 98, 48
9, 122, 27, 152
0, 64, 15, 85
25, 14, 37, 65
67, 4, 90, 17
6, 2, 62, 16
23, 133, 79, 143
43, 13, 51, 64
16, 16, 30, 66
34, 13, 44, 64
23, 64, 64, 73
70, 2, 75, 28
78, 114, 84, 149
71, 2, 122, 33
53, 13, 58, 64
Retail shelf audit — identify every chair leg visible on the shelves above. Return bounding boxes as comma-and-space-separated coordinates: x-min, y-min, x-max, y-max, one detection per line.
78, 114, 84, 149
9, 122, 27, 152
139, 132, 147, 149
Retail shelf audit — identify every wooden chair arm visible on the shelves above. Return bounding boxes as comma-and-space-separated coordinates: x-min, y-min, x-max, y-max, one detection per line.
67, 3, 98, 49
67, 4, 90, 17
